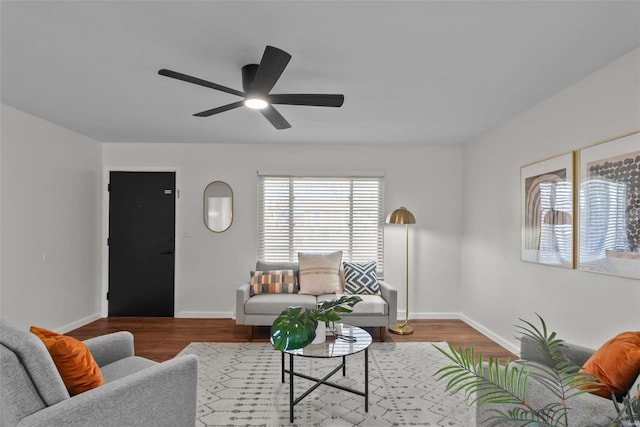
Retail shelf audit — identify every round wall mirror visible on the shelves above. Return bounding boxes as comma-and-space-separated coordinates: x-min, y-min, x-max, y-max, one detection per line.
203, 181, 233, 232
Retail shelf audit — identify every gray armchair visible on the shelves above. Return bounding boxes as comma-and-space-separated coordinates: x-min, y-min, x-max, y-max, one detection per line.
0, 320, 198, 427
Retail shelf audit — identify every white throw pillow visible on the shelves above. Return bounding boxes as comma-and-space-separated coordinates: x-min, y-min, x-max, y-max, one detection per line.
298, 251, 342, 295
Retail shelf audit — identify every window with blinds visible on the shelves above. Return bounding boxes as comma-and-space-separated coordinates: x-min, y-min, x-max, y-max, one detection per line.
258, 174, 384, 276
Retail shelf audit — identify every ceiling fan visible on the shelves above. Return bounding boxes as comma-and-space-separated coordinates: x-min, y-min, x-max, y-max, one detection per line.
158, 45, 344, 130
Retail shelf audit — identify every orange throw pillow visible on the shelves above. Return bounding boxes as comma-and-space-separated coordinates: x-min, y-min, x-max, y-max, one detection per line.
581, 331, 640, 400
30, 326, 105, 396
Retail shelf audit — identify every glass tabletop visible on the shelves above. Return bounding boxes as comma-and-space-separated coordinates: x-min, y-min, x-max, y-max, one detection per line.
284, 324, 372, 358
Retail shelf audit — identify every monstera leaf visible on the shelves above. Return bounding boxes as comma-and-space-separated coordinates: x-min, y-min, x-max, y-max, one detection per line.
271, 295, 362, 351
271, 307, 317, 351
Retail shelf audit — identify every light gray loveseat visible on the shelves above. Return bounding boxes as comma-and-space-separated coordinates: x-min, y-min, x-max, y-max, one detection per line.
477, 335, 636, 426
236, 261, 398, 341
0, 320, 198, 427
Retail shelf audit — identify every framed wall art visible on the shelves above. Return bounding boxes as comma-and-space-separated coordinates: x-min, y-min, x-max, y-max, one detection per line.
521, 152, 575, 268
578, 130, 640, 279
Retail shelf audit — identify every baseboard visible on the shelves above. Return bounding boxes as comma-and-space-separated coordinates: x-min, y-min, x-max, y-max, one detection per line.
459, 314, 520, 355
402, 311, 519, 355
56, 313, 102, 334
175, 311, 233, 318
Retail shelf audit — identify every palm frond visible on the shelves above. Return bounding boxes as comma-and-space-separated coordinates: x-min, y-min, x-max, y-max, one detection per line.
516, 314, 566, 367
434, 344, 534, 409
485, 407, 555, 427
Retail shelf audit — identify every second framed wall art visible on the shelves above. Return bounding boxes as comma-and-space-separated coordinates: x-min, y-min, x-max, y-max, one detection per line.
577, 131, 640, 279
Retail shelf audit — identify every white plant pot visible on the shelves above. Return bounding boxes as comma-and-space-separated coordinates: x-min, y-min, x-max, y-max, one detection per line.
311, 322, 326, 344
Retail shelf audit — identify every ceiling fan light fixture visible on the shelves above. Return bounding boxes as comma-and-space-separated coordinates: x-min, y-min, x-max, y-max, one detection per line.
244, 97, 268, 110
158, 45, 343, 129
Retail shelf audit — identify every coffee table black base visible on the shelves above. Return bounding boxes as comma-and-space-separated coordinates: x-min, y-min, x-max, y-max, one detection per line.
281, 349, 369, 423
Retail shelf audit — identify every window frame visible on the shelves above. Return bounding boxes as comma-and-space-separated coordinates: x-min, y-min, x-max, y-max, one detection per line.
257, 173, 384, 277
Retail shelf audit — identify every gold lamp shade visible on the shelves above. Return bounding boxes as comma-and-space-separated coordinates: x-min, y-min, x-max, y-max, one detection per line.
386, 206, 416, 225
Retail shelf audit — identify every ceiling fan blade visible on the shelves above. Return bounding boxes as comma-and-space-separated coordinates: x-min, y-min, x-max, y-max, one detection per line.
252, 46, 292, 94
193, 101, 244, 117
260, 105, 291, 130
158, 69, 244, 97
269, 94, 344, 107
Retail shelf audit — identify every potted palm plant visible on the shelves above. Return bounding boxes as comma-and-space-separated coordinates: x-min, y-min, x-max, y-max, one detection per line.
433, 315, 603, 426
271, 295, 362, 351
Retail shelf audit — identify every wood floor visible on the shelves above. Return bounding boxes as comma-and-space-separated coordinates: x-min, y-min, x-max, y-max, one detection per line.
67, 318, 517, 363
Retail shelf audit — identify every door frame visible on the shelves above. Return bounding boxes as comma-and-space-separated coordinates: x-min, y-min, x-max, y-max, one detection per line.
101, 166, 181, 317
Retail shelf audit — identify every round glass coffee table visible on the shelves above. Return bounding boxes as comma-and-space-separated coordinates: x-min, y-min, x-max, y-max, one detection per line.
278, 324, 372, 423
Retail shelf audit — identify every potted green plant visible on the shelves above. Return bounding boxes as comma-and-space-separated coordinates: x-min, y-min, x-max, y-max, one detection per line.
271, 295, 362, 351
433, 315, 602, 426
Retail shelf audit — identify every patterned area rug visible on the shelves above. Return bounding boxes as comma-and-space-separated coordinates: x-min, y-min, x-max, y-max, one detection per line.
178, 341, 475, 426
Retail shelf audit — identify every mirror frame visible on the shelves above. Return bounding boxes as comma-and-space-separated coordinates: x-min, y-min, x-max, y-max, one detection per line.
203, 181, 234, 233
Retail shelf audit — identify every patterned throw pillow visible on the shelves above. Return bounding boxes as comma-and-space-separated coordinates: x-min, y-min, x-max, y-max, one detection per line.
250, 270, 296, 296
343, 261, 379, 295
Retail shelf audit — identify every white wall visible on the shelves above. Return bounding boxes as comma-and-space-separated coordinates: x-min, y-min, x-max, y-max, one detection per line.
6, 47, 637, 351
461, 48, 640, 352
0, 104, 103, 332
102, 143, 463, 319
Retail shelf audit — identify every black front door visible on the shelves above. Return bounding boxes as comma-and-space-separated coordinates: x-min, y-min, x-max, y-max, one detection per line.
108, 171, 175, 317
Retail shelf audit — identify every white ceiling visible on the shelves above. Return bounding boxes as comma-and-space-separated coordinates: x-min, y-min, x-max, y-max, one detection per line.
1, 1, 639, 145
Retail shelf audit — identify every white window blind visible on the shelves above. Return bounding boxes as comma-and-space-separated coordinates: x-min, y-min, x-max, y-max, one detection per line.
258, 175, 384, 276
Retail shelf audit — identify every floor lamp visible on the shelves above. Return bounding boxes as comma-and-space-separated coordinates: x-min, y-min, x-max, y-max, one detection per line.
386, 206, 416, 335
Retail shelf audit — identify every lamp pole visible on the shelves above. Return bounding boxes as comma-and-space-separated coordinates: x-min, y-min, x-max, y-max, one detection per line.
403, 223, 410, 328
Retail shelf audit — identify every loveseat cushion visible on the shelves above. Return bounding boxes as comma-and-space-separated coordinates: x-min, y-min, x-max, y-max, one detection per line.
317, 294, 388, 315
244, 293, 318, 315
256, 261, 299, 281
